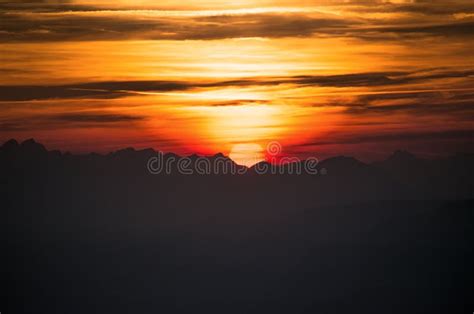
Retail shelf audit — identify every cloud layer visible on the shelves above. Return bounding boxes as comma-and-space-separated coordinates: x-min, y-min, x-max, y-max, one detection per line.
1, 1, 473, 42
1, 0, 473, 158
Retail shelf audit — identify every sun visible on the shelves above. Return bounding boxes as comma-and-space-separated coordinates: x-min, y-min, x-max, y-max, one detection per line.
229, 143, 264, 167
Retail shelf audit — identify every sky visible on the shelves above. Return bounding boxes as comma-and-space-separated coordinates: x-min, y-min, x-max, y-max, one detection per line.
0, 0, 473, 165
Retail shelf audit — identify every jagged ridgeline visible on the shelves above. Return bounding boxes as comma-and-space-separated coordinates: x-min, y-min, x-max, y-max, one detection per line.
2, 139, 474, 314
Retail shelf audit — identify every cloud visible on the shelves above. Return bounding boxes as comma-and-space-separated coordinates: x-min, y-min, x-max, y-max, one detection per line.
372, 21, 474, 37
0, 10, 354, 42
51, 112, 146, 122
1, 69, 473, 101
345, 101, 474, 117
346, 1, 474, 16
343, 88, 474, 117
0, 111, 146, 131
1, 3, 473, 42
298, 129, 474, 147
0, 81, 191, 101
2, 0, 72, 3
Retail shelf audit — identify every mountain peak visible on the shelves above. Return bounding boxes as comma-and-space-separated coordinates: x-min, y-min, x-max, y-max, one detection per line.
212, 152, 226, 159
112, 147, 136, 156
20, 138, 47, 154
320, 156, 364, 167
249, 160, 271, 170
21, 138, 38, 145
1, 139, 19, 151
387, 150, 417, 162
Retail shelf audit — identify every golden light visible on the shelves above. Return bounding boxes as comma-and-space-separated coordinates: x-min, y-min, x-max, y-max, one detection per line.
187, 104, 286, 146
229, 143, 264, 167
2, 1, 471, 158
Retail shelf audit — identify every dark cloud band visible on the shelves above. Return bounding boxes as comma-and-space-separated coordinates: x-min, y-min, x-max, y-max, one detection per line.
298, 129, 474, 147
1, 69, 473, 101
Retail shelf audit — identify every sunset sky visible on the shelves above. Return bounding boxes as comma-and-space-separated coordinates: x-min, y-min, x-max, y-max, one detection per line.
1, 0, 473, 164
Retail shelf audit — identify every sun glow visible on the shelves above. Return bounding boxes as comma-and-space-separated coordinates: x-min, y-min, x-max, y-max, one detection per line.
229, 143, 264, 167
182, 104, 286, 147
165, 88, 267, 101
2, 0, 472, 160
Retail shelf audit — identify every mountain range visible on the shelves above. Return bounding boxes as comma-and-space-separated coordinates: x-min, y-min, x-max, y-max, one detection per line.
2, 138, 473, 314
2, 138, 473, 202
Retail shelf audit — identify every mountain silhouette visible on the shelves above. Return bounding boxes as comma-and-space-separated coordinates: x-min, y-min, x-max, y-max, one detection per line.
2, 139, 473, 314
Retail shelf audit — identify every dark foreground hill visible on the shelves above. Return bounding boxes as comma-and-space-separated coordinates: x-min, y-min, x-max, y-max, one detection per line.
1, 139, 474, 313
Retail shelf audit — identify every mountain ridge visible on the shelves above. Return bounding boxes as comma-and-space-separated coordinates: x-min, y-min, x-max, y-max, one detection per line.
3, 138, 472, 167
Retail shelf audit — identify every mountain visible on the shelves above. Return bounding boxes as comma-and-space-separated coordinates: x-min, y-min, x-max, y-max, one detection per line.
2, 139, 473, 314
0, 138, 19, 152
1, 138, 473, 200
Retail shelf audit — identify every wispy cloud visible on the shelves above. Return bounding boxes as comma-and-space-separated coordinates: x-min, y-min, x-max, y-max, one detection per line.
297, 129, 474, 147
51, 112, 145, 122
0, 111, 146, 131
2, 69, 473, 101
1, 2, 473, 42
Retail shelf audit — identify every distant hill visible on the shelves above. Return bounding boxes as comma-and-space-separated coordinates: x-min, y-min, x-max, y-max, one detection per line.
2, 139, 473, 314
1, 138, 473, 202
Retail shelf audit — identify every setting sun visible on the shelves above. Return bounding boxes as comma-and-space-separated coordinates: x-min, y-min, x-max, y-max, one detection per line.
229, 143, 265, 167
0, 0, 472, 160
2, 0, 474, 312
